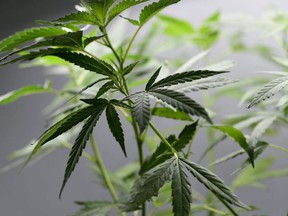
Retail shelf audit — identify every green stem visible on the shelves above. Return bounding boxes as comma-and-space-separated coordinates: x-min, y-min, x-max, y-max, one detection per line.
149, 121, 178, 157
89, 135, 126, 216
122, 27, 142, 64
269, 143, 288, 153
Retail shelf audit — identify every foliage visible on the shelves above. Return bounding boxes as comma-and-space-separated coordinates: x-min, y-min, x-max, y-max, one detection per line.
1, 1, 288, 216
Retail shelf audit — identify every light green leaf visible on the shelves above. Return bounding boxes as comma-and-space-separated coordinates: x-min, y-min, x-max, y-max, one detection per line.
149, 88, 212, 123
172, 159, 192, 216
0, 27, 67, 52
248, 76, 288, 108
108, 0, 149, 23
0, 84, 51, 105
132, 91, 151, 133
250, 116, 276, 145
88, 0, 116, 23
106, 104, 126, 156
139, 0, 181, 26
181, 158, 249, 209
210, 125, 254, 166
152, 107, 192, 121
54, 11, 100, 25
60, 106, 106, 197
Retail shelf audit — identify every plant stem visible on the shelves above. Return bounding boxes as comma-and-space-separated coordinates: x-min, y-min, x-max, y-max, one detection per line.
149, 121, 178, 157
89, 135, 126, 216
122, 27, 142, 64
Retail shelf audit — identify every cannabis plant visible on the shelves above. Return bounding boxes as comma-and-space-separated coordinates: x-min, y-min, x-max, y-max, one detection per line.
2, 1, 287, 215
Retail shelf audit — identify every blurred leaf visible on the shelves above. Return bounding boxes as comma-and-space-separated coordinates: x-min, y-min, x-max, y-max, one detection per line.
53, 11, 100, 25
72, 200, 113, 216
152, 107, 192, 121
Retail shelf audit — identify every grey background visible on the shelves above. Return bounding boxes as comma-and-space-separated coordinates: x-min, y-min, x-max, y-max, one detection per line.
1, 1, 288, 216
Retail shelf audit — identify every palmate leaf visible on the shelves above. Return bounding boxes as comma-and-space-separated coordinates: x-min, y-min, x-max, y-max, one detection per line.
26, 105, 102, 167
72, 201, 113, 216
0, 84, 51, 105
149, 88, 212, 123
54, 11, 100, 25
123, 157, 176, 211
169, 77, 235, 92
248, 76, 288, 108
139, 0, 181, 26
60, 106, 106, 198
106, 104, 127, 156
132, 91, 151, 133
108, 0, 149, 23
152, 107, 192, 121
180, 158, 249, 209
148, 70, 227, 90
210, 125, 254, 166
172, 159, 192, 216
0, 27, 67, 52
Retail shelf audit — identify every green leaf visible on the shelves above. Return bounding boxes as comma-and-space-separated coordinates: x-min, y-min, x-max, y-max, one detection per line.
210, 125, 254, 166
54, 11, 100, 25
248, 76, 288, 108
149, 88, 212, 123
172, 159, 192, 216
0, 84, 51, 105
84, 35, 106, 47
139, 0, 181, 26
180, 158, 249, 209
110, 99, 131, 109
88, 0, 116, 23
72, 201, 113, 216
108, 0, 149, 23
120, 16, 140, 25
51, 52, 115, 77
26, 106, 102, 167
232, 157, 288, 190
132, 91, 151, 133
250, 116, 276, 145
123, 157, 176, 211
152, 107, 192, 121
145, 67, 161, 91
149, 70, 227, 90
173, 121, 198, 151
122, 61, 139, 76
106, 104, 126, 156
170, 77, 235, 92
0, 27, 67, 52
60, 106, 106, 197
96, 81, 114, 98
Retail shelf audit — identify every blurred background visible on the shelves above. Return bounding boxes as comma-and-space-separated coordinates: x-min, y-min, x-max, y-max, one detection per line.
1, 0, 288, 215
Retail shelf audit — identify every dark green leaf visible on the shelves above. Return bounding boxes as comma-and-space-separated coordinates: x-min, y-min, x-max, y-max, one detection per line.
122, 61, 139, 76
145, 67, 161, 91
149, 88, 212, 123
108, 0, 149, 23
52, 52, 115, 77
54, 11, 100, 25
84, 35, 106, 47
96, 81, 114, 98
181, 158, 249, 209
210, 125, 254, 166
172, 159, 192, 216
152, 107, 192, 121
173, 121, 198, 151
110, 99, 131, 109
139, 0, 181, 26
132, 91, 151, 133
81, 98, 109, 106
106, 104, 126, 156
60, 106, 106, 197
0, 27, 67, 52
72, 201, 113, 216
248, 76, 288, 108
0, 84, 51, 105
123, 157, 176, 211
149, 70, 227, 90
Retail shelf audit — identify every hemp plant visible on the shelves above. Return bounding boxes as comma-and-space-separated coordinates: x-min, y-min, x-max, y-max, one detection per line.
0, 1, 260, 215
